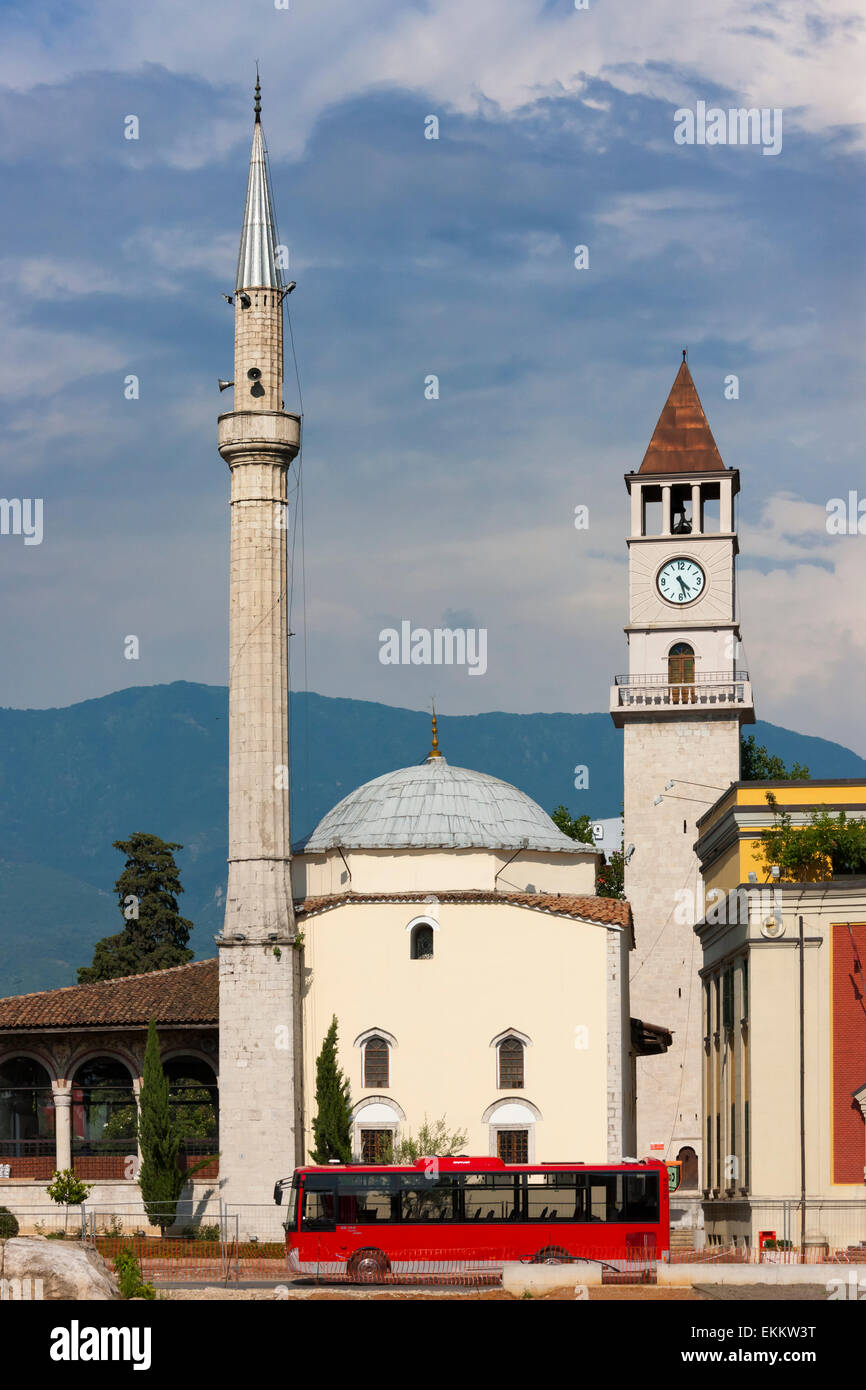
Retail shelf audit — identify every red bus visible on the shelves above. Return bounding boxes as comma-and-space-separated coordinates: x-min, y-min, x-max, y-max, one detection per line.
274, 1156, 669, 1281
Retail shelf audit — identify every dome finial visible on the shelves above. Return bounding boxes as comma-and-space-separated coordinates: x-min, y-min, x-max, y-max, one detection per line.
427, 701, 442, 759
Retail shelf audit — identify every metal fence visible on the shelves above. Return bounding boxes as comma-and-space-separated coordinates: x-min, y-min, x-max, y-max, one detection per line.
0, 1207, 87, 1238
83, 1208, 240, 1283
684, 1199, 866, 1264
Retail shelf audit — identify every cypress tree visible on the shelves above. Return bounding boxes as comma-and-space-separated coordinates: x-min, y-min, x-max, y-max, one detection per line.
137, 1019, 184, 1232
78, 832, 194, 983
310, 1017, 352, 1164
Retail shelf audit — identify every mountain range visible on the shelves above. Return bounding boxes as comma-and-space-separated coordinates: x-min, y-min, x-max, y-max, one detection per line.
1, 680, 863, 995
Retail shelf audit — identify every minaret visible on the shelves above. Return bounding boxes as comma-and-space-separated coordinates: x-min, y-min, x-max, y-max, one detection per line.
610, 356, 754, 1190
217, 80, 302, 1207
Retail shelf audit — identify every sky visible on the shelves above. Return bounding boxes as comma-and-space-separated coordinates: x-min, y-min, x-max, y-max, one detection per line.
0, 0, 864, 751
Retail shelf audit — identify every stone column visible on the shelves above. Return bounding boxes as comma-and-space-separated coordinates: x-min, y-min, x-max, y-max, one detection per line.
661, 484, 672, 536
720, 477, 733, 533
52, 1085, 72, 1172
691, 483, 702, 534
630, 482, 643, 539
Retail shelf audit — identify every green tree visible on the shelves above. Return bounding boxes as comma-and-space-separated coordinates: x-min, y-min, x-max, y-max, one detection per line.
596, 848, 625, 900
741, 735, 810, 782
551, 806, 593, 844
551, 806, 626, 900
78, 832, 194, 983
759, 793, 866, 881
393, 1116, 468, 1164
137, 1020, 211, 1231
310, 1017, 352, 1164
46, 1169, 92, 1233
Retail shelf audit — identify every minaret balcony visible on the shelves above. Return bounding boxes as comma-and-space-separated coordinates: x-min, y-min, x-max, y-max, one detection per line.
610, 670, 753, 719
218, 409, 301, 467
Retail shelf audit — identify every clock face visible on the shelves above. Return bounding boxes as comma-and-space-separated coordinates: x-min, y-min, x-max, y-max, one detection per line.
656, 557, 705, 605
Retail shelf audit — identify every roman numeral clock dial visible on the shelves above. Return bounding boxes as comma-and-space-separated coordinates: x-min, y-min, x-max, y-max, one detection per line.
656, 557, 705, 604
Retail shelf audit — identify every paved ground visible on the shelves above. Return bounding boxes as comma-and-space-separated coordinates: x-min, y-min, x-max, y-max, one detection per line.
158, 1282, 832, 1301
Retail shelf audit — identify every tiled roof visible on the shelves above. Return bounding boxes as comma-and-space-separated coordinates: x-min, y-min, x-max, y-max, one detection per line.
0, 959, 218, 1031
638, 359, 726, 475
296, 890, 631, 929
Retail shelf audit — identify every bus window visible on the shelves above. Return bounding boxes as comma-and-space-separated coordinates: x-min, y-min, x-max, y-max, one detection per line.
336, 1173, 397, 1223
396, 1173, 459, 1223
464, 1174, 520, 1222
283, 1174, 300, 1230
300, 1176, 336, 1232
623, 1173, 659, 1223
524, 1172, 579, 1222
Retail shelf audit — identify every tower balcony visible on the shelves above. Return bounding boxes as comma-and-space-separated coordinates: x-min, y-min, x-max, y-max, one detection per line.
218, 409, 301, 468
610, 670, 754, 723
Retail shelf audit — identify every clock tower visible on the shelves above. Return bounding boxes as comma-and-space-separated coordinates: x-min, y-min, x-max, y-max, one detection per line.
610, 355, 754, 1189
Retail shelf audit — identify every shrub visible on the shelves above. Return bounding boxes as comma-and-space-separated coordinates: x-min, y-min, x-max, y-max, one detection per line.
113, 1248, 156, 1300
46, 1169, 92, 1233
181, 1223, 219, 1242
0, 1207, 19, 1238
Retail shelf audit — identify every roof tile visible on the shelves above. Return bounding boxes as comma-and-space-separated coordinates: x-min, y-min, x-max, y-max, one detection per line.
0, 959, 217, 1031
296, 889, 631, 929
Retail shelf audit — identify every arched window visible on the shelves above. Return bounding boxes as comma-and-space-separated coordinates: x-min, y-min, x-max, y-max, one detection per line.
483, 1099, 541, 1165
668, 642, 695, 704
165, 1058, 218, 1156
363, 1036, 390, 1089
71, 1058, 136, 1155
0, 1057, 54, 1158
497, 1037, 525, 1089
676, 1145, 699, 1190
351, 1098, 405, 1165
668, 642, 695, 684
410, 923, 435, 960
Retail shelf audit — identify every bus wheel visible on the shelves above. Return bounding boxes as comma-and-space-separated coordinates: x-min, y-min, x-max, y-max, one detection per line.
348, 1248, 390, 1283
533, 1246, 571, 1265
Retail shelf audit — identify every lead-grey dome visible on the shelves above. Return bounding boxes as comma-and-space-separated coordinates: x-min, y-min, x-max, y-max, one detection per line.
298, 756, 589, 854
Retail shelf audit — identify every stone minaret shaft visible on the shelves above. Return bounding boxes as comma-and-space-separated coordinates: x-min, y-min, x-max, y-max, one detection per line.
217, 86, 302, 1208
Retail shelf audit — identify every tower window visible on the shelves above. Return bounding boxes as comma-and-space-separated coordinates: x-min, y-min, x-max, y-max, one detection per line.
362, 1036, 390, 1089
497, 1036, 525, 1089
410, 923, 435, 960
668, 642, 695, 685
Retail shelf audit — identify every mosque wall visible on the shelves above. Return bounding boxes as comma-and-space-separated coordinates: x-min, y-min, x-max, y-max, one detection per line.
293, 847, 598, 900
300, 900, 620, 1165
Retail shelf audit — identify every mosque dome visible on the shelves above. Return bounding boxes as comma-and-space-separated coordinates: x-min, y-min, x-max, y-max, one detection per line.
299, 752, 587, 855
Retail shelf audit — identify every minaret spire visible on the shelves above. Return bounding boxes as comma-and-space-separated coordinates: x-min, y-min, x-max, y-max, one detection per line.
236, 76, 281, 293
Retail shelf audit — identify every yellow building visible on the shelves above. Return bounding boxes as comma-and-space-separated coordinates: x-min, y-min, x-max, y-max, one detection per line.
694, 780, 866, 1253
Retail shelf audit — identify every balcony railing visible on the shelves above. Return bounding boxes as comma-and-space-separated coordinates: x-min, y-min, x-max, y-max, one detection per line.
612, 670, 752, 710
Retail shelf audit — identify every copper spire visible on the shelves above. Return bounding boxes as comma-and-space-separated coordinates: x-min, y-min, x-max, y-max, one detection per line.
427, 704, 443, 759
637, 357, 725, 475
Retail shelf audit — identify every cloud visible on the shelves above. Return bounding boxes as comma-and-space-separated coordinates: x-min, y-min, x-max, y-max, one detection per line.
0, 0, 861, 172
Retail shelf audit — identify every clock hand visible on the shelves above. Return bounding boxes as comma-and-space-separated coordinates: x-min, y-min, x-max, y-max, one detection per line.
677, 576, 688, 594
